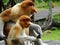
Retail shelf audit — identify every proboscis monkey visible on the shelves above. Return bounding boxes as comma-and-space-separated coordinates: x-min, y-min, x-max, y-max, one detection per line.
7, 15, 31, 45
0, 0, 37, 36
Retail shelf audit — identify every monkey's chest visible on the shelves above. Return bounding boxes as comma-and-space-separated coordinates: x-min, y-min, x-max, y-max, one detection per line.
20, 30, 27, 37
21, 28, 29, 36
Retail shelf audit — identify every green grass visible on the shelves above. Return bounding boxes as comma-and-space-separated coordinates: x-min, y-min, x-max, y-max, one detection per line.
42, 27, 60, 40
54, 1, 60, 6
41, 14, 60, 40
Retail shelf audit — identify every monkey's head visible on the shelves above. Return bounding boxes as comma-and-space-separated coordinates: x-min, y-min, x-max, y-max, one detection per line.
19, 15, 31, 28
20, 1, 37, 15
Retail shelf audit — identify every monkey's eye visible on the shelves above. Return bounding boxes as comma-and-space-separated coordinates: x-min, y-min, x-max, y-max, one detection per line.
28, 4, 34, 6
28, 1, 34, 6
22, 19, 31, 21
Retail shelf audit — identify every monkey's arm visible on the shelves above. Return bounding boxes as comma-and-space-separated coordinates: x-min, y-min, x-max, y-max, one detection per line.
7, 26, 16, 40
7, 26, 17, 45
0, 8, 11, 40
7, 25, 22, 40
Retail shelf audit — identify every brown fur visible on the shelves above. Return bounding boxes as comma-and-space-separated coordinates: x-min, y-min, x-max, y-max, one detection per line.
7, 15, 30, 45
0, 8, 11, 22
0, 1, 36, 36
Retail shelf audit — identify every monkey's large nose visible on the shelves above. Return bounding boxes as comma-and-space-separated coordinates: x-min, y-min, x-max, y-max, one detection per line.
28, 22, 30, 26
34, 9, 37, 13
33, 8, 37, 13
34, 8, 37, 13
31, 7, 37, 14
27, 23, 30, 26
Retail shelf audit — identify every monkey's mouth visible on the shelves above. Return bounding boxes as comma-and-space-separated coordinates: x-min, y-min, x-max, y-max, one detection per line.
24, 25, 30, 28
30, 11, 37, 14
25, 26, 29, 28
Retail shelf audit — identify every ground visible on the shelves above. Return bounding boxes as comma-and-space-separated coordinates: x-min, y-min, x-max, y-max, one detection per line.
0, 40, 60, 45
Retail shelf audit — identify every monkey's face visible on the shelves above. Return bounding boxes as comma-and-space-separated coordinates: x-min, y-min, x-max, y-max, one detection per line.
27, 6, 37, 14
21, 1, 37, 15
19, 15, 31, 28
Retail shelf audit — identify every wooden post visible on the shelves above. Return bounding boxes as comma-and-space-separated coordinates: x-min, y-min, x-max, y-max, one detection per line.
45, 0, 52, 29
48, 0, 52, 26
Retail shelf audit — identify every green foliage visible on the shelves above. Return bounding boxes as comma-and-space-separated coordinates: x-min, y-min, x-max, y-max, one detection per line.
53, 14, 60, 22
3, 0, 9, 4
3, 0, 17, 5
37, 0, 60, 2
34, 1, 60, 11
54, 1, 60, 6
34, 1, 49, 10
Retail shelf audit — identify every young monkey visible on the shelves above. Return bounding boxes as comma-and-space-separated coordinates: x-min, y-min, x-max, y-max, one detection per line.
7, 15, 31, 45
6, 15, 47, 45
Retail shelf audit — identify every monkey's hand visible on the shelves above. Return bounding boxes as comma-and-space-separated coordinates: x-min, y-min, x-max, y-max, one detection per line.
33, 30, 41, 39
37, 34, 41, 39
